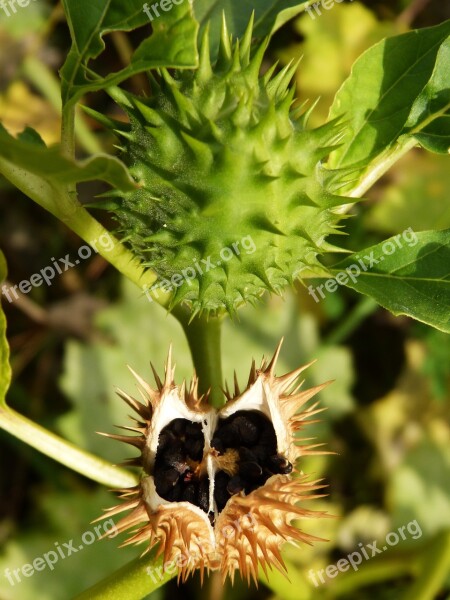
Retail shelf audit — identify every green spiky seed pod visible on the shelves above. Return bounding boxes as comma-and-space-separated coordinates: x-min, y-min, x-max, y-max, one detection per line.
97, 17, 354, 315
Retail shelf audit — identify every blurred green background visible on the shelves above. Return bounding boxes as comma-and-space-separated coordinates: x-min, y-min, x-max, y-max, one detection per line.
0, 1, 449, 599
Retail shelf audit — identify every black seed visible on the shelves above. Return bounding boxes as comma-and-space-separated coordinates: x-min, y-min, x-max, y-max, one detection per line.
250, 444, 269, 463
157, 429, 177, 451
170, 418, 187, 437
198, 479, 209, 513
267, 454, 293, 474
259, 428, 277, 449
214, 471, 231, 511
208, 511, 215, 525
238, 447, 257, 462
181, 482, 197, 503
160, 447, 189, 473
244, 481, 260, 494
166, 481, 182, 501
216, 424, 239, 447
211, 437, 225, 454
232, 415, 259, 445
186, 422, 203, 438
239, 461, 263, 480
185, 438, 204, 461
227, 475, 244, 495
155, 467, 180, 495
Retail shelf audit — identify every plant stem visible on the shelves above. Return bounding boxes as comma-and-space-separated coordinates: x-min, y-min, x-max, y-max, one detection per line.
323, 297, 378, 346
174, 306, 225, 407
400, 531, 450, 600
21, 56, 103, 155
0, 407, 137, 488
73, 549, 172, 600
347, 102, 450, 200
0, 157, 168, 307
328, 554, 418, 597
347, 136, 418, 199
61, 102, 76, 159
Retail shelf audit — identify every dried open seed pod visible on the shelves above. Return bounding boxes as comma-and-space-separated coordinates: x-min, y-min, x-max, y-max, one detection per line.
98, 340, 330, 583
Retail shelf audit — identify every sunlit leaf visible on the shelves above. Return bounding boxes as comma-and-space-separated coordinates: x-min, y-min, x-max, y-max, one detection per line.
0, 125, 135, 215
329, 20, 450, 167
405, 36, 450, 153
331, 229, 450, 332
60, 0, 198, 107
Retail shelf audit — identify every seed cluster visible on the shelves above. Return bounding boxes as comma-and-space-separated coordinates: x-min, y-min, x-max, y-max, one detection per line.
212, 411, 293, 512
154, 418, 210, 512
154, 411, 293, 516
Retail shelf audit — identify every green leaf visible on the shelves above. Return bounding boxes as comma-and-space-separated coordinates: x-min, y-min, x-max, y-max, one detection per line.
0, 489, 140, 599
0, 249, 11, 407
405, 36, 450, 153
0, 125, 135, 216
329, 229, 450, 332
193, 0, 310, 54
60, 0, 198, 107
412, 115, 450, 153
329, 20, 450, 168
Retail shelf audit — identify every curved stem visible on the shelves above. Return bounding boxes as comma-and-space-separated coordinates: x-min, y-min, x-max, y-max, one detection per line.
174, 306, 225, 408
21, 56, 103, 155
323, 297, 378, 346
0, 407, 137, 488
328, 554, 418, 597
400, 531, 450, 600
73, 549, 172, 600
347, 136, 417, 199
0, 157, 169, 307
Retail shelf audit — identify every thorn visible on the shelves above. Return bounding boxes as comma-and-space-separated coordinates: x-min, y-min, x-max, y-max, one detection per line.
217, 12, 232, 69
265, 338, 284, 377
240, 12, 255, 67
97, 431, 145, 449
233, 370, 240, 396
198, 23, 213, 82
150, 362, 163, 391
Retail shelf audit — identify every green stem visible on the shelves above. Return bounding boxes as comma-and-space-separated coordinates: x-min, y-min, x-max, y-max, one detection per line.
73, 549, 172, 600
174, 306, 225, 408
347, 136, 418, 199
0, 157, 168, 307
0, 406, 137, 488
327, 554, 418, 597
61, 102, 76, 160
400, 531, 450, 600
347, 103, 450, 200
21, 56, 103, 155
323, 297, 378, 346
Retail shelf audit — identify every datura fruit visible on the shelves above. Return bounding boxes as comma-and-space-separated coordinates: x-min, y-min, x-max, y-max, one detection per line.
90, 15, 354, 316
99, 341, 330, 583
